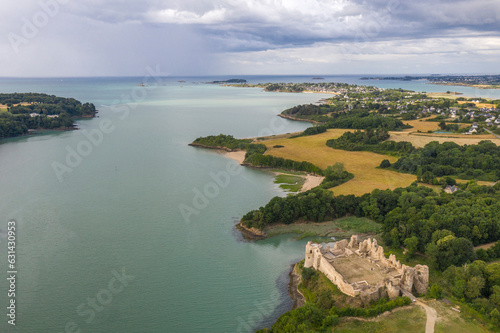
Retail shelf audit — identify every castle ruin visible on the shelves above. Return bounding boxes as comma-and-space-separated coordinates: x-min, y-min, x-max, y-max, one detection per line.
304, 235, 429, 302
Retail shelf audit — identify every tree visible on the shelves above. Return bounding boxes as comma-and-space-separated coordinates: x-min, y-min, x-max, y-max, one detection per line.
490, 308, 500, 326
475, 249, 489, 261
380, 159, 391, 168
435, 236, 475, 270
428, 283, 443, 299
490, 285, 500, 308
485, 263, 500, 287
452, 279, 466, 299
465, 276, 485, 300
404, 236, 419, 257
390, 228, 400, 247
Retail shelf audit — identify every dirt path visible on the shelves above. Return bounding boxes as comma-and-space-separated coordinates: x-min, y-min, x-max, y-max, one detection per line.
417, 301, 437, 333
474, 241, 498, 251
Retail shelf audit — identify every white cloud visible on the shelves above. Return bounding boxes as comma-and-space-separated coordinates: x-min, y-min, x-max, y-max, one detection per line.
148, 8, 228, 24
214, 36, 500, 75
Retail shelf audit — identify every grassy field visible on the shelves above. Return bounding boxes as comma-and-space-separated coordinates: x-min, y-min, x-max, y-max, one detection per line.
334, 306, 427, 332
431, 300, 490, 333
335, 299, 490, 333
265, 216, 382, 238
261, 129, 416, 196
274, 173, 305, 192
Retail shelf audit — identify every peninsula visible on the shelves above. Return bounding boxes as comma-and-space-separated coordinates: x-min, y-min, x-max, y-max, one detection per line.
0, 93, 97, 138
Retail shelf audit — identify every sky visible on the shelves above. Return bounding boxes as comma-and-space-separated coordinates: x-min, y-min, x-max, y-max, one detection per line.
0, 0, 499, 77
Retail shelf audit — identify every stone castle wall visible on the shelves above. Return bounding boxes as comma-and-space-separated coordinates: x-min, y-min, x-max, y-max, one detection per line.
304, 235, 429, 301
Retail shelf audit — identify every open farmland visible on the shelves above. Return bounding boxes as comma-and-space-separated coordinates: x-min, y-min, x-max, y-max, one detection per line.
261, 129, 416, 196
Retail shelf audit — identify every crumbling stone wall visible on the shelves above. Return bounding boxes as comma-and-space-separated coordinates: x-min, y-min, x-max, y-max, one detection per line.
304, 235, 429, 301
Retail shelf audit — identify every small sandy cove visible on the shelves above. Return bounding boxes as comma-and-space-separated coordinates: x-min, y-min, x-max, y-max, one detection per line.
300, 174, 325, 192
220, 150, 246, 164
221, 150, 324, 192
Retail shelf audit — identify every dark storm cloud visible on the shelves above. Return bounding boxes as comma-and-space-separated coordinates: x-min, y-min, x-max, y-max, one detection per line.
142, 0, 500, 52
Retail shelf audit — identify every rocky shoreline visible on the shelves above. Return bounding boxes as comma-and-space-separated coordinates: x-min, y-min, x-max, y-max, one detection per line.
188, 142, 235, 152
278, 114, 321, 124
288, 262, 305, 309
236, 221, 267, 240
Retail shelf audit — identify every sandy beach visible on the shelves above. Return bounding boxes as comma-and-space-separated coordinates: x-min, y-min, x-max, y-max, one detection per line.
300, 174, 325, 192
220, 150, 246, 164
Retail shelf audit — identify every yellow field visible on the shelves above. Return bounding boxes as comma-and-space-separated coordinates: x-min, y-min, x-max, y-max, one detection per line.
0, 102, 32, 110
261, 129, 416, 196
389, 131, 500, 148
458, 100, 495, 109
427, 92, 463, 99
391, 117, 500, 148
401, 118, 441, 132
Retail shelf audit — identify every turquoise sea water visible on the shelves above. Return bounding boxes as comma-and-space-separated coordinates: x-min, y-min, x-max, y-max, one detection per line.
0, 76, 496, 332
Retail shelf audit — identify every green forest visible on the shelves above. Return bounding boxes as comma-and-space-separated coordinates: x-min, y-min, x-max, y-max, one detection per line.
325, 128, 390, 151
391, 140, 500, 182
191, 134, 251, 150
242, 182, 500, 263
282, 105, 410, 131
0, 93, 96, 138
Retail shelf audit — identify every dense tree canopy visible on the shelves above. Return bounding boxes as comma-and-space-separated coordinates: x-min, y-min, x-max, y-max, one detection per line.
392, 140, 500, 181
0, 93, 96, 138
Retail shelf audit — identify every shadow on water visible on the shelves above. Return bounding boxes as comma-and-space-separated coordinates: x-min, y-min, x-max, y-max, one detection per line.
252, 262, 296, 332
0, 129, 71, 145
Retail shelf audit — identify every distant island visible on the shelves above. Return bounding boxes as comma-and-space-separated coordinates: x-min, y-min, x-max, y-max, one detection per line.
209, 78, 247, 84
0, 93, 96, 138
221, 81, 366, 93
361, 74, 500, 89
